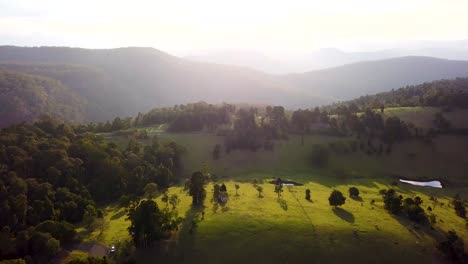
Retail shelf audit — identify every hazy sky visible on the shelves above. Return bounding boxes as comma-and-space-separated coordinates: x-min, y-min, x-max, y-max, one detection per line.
1, 0, 468, 55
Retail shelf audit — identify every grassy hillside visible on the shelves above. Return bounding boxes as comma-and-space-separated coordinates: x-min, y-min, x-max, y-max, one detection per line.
74, 114, 468, 263
106, 127, 468, 188
381, 107, 468, 130
78, 181, 467, 264
0, 70, 87, 127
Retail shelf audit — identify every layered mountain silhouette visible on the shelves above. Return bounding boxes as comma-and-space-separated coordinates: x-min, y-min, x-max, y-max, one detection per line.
1, 46, 468, 126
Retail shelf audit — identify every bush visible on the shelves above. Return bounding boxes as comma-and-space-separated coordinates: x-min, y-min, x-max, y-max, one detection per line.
348, 187, 359, 198
305, 189, 311, 201
382, 189, 402, 214
310, 144, 329, 168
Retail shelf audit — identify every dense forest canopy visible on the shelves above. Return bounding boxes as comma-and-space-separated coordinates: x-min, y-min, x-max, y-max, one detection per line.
0, 70, 87, 127
0, 117, 184, 263
323, 77, 468, 114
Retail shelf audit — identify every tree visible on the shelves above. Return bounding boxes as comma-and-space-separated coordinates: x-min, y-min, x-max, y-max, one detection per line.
169, 194, 180, 210
348, 187, 360, 198
414, 196, 423, 206
382, 189, 402, 214
161, 192, 169, 208
402, 198, 427, 224
144, 183, 158, 199
310, 144, 329, 168
220, 183, 227, 192
305, 189, 311, 201
186, 171, 208, 205
328, 190, 346, 208
380, 105, 385, 113
127, 200, 181, 248
453, 195, 466, 218
82, 205, 97, 228
256, 186, 263, 197
234, 184, 240, 196
274, 184, 283, 198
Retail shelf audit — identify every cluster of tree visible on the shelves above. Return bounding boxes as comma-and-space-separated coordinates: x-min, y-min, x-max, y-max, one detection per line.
323, 77, 468, 114
330, 108, 411, 144
290, 107, 329, 134
0, 116, 184, 262
223, 106, 287, 152
137, 102, 235, 132
380, 189, 427, 224
75, 117, 133, 133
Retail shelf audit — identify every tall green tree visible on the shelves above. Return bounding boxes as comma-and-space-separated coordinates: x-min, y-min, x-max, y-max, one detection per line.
127, 200, 180, 248
186, 171, 208, 205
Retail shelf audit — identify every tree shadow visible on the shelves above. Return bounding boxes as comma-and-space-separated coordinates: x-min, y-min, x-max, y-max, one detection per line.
351, 196, 363, 202
171, 204, 205, 262
277, 198, 288, 211
332, 207, 355, 223
110, 210, 126, 220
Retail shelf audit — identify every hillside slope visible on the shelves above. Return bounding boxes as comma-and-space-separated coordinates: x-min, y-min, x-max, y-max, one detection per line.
0, 70, 87, 126
0, 46, 329, 120
288, 56, 468, 100
1, 47, 468, 126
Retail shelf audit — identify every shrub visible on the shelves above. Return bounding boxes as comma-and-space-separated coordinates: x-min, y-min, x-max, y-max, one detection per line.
305, 189, 311, 201
348, 187, 360, 198
382, 189, 402, 214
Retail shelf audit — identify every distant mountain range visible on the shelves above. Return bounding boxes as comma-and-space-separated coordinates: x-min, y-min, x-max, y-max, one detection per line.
1, 46, 468, 127
187, 40, 468, 73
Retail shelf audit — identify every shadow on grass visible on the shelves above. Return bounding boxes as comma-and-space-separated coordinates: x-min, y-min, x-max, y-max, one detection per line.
277, 198, 288, 211
332, 207, 355, 223
351, 196, 363, 202
110, 210, 126, 220
172, 204, 205, 262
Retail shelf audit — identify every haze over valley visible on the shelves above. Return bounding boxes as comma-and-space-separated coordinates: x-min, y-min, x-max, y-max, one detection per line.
0, 1, 467, 264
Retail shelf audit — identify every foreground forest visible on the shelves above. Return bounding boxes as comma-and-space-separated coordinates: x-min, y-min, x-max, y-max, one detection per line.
0, 76, 467, 264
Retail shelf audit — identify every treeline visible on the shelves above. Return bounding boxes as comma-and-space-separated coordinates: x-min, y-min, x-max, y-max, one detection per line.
0, 116, 183, 263
77, 101, 235, 133
323, 77, 468, 114
223, 106, 289, 152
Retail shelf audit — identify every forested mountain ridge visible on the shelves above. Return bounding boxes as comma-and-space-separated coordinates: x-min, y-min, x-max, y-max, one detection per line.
287, 56, 468, 100
322, 77, 468, 114
1, 46, 468, 127
0, 46, 326, 122
0, 70, 87, 127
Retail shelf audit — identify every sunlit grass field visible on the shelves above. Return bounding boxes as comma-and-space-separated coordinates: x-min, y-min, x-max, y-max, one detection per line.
82, 180, 466, 263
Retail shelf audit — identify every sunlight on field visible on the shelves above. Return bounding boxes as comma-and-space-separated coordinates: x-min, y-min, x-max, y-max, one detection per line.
77, 180, 467, 263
